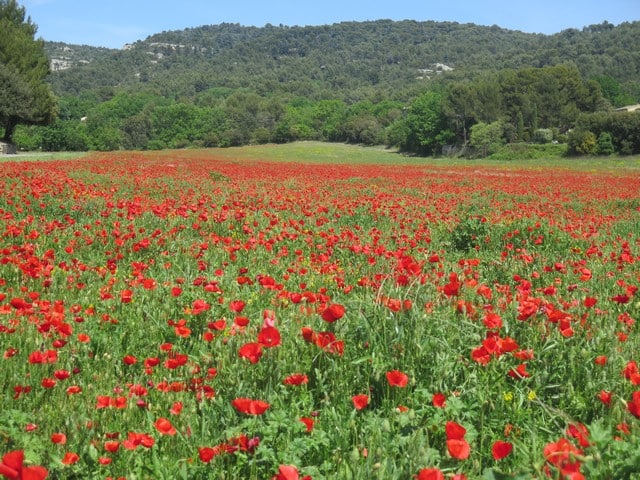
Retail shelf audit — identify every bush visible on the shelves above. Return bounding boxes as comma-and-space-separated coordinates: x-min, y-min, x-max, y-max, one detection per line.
470, 121, 505, 157
12, 125, 42, 151
596, 131, 615, 155
451, 216, 488, 251
532, 128, 554, 144
488, 142, 568, 160
567, 129, 597, 155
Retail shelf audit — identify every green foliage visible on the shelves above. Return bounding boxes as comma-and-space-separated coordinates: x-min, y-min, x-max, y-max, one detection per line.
18, 20, 640, 154
445, 65, 604, 151
0, 0, 57, 142
393, 90, 452, 155
450, 216, 488, 251
488, 142, 568, 160
532, 128, 553, 144
470, 121, 505, 157
46, 20, 640, 105
40, 119, 89, 151
567, 129, 597, 155
575, 111, 640, 155
596, 131, 615, 155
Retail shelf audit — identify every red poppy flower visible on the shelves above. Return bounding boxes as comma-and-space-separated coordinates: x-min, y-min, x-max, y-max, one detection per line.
122, 432, 155, 450
300, 417, 314, 432
258, 326, 281, 347
53, 370, 70, 381
612, 294, 630, 304
50, 432, 67, 444
120, 289, 133, 303
41, 378, 56, 389
445, 421, 466, 440
415, 468, 444, 480
623, 361, 640, 384
10, 298, 31, 310
432, 392, 446, 408
352, 394, 369, 410
191, 299, 210, 314
164, 353, 188, 369
446, 439, 471, 460
104, 441, 120, 453
170, 401, 183, 416
566, 423, 590, 447
301, 327, 315, 343
443, 272, 461, 297
208, 319, 227, 331
491, 440, 513, 460
272, 464, 312, 480
283, 374, 309, 386
122, 355, 137, 365
238, 342, 263, 364
543, 438, 583, 477
198, 446, 223, 463
321, 303, 345, 323
483, 312, 502, 330
598, 390, 612, 406
232, 398, 270, 415
627, 391, 640, 418
154, 417, 177, 436
61, 452, 79, 465
386, 370, 409, 388
234, 316, 250, 327
313, 331, 344, 355
229, 300, 246, 313
471, 345, 491, 365
507, 363, 530, 379
0, 450, 48, 480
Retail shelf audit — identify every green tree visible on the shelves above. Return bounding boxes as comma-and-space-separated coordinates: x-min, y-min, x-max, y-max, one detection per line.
596, 131, 615, 155
399, 90, 453, 155
0, 0, 56, 144
567, 129, 597, 155
532, 128, 553, 144
40, 119, 89, 151
470, 121, 505, 157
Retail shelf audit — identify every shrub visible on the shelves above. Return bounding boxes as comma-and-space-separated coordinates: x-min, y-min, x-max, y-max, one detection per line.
596, 131, 615, 155
451, 216, 488, 251
532, 128, 554, 144
567, 129, 597, 155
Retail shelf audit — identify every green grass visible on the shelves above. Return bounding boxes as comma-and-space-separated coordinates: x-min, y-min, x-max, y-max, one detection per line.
155, 141, 640, 171
6, 142, 640, 171
0, 151, 91, 162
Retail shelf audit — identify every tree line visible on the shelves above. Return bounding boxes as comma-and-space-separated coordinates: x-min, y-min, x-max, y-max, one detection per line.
12, 64, 640, 156
3, 2, 640, 157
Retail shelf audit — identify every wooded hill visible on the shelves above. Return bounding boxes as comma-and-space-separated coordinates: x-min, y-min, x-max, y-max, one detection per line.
46, 20, 640, 103
16, 19, 638, 155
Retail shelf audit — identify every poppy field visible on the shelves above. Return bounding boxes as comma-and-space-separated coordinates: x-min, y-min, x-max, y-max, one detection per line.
0, 149, 639, 479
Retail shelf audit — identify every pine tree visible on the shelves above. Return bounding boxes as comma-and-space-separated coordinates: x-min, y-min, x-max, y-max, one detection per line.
0, 0, 56, 145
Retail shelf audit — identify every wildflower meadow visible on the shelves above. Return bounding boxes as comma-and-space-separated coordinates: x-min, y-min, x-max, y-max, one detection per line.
0, 148, 639, 479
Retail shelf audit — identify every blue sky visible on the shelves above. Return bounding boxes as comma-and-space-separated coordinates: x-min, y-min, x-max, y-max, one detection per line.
23, 0, 640, 49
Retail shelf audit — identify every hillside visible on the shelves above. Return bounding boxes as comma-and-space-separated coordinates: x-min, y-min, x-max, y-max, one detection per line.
46, 42, 116, 72
15, 19, 638, 155
45, 20, 640, 102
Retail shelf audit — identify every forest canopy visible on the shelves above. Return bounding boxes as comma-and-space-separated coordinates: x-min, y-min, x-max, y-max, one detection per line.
12, 19, 640, 155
